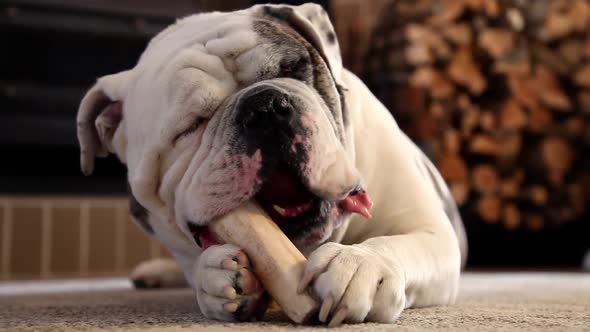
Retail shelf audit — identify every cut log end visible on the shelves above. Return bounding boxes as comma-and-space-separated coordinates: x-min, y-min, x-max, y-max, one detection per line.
503, 203, 521, 230
472, 164, 500, 194
477, 194, 502, 223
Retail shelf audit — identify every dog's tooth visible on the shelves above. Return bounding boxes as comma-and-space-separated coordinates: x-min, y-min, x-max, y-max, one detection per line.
273, 205, 287, 217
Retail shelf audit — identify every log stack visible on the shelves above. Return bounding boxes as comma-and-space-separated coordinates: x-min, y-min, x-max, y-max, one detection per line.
364, 0, 590, 231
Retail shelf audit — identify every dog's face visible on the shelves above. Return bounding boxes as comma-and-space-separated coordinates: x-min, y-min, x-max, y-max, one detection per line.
77, 4, 370, 253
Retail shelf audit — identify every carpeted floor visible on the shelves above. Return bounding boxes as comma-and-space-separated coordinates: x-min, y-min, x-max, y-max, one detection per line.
1, 272, 589, 331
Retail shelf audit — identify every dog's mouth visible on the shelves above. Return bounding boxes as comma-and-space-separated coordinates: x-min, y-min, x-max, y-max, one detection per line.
256, 163, 319, 226
189, 162, 372, 250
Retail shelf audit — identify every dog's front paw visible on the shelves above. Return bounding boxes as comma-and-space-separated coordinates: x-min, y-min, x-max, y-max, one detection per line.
193, 244, 268, 321
299, 243, 405, 326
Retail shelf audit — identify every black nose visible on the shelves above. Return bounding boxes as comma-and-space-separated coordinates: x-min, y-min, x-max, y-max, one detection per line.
237, 87, 294, 135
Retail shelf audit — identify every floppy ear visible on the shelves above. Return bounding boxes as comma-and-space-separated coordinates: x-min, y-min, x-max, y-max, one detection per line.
257, 3, 343, 83
77, 71, 130, 175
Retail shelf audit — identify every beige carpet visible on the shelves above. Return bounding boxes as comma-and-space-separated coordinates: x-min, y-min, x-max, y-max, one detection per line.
1, 272, 589, 331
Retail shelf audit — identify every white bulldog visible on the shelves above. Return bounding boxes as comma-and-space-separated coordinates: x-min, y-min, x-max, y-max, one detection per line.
76, 3, 467, 326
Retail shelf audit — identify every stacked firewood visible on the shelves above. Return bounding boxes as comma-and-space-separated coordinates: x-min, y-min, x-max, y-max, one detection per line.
364, 0, 590, 231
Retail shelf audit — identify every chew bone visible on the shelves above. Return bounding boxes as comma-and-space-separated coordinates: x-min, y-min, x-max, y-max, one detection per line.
209, 201, 319, 323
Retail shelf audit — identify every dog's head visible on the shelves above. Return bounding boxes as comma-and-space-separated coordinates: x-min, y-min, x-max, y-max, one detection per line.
76, 4, 371, 253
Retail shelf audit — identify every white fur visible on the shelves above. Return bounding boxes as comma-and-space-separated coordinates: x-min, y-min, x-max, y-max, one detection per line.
77, 3, 463, 326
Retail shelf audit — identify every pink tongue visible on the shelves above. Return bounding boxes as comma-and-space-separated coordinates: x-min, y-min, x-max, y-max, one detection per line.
341, 190, 374, 219
198, 228, 220, 251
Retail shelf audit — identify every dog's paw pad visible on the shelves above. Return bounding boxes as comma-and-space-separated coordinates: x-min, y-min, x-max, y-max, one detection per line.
235, 268, 261, 295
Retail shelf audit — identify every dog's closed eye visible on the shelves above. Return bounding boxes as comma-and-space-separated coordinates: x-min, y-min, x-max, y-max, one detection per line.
173, 117, 207, 143
279, 57, 310, 79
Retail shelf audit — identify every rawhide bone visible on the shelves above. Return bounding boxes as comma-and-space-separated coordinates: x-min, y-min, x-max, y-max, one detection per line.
209, 201, 319, 323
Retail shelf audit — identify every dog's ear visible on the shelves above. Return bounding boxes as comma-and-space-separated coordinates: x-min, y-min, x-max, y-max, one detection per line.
77, 71, 131, 175
257, 3, 343, 83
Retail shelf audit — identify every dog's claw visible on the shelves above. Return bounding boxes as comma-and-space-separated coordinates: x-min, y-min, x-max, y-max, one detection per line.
222, 258, 239, 271
223, 301, 239, 313
223, 285, 237, 300
298, 271, 314, 293
319, 294, 334, 322
328, 306, 348, 327
236, 251, 250, 267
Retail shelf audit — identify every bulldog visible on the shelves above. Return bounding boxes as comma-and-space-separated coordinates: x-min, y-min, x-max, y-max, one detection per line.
76, 3, 467, 326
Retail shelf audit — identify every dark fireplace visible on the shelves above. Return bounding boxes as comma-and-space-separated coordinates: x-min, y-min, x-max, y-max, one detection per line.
0, 1, 198, 194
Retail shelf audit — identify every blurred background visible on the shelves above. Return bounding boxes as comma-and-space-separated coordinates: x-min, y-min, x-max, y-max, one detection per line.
0, 0, 588, 281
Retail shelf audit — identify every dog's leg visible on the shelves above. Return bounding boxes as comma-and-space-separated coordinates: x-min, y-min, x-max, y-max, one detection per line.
297, 135, 463, 325
130, 258, 188, 289
300, 225, 461, 326
300, 69, 463, 325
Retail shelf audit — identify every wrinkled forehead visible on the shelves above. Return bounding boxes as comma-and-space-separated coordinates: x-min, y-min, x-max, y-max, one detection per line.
137, 13, 256, 75
135, 11, 308, 87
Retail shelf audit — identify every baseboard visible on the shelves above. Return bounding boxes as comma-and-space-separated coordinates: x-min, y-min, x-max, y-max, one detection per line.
0, 196, 170, 280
